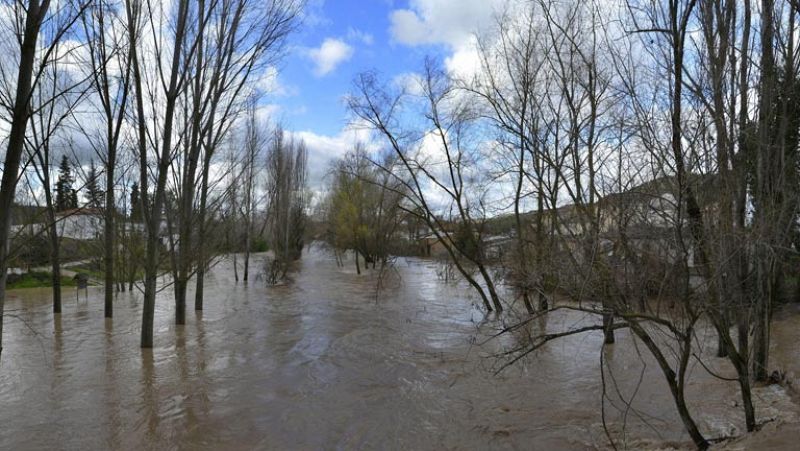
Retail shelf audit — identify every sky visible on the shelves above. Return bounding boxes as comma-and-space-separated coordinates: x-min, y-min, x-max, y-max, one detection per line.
0, 0, 512, 206
266, 0, 509, 188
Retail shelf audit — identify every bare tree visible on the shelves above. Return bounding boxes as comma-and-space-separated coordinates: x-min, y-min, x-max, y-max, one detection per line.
23, 30, 89, 314
169, 0, 302, 314
349, 61, 504, 312
264, 125, 308, 281
469, 6, 546, 313
748, 0, 800, 383
126, 0, 196, 346
79, 0, 132, 318
239, 101, 262, 283
0, 0, 89, 357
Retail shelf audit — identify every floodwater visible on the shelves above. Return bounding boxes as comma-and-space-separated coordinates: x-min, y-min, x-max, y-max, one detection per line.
0, 246, 798, 450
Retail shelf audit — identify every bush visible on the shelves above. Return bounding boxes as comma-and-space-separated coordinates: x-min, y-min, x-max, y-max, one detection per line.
252, 238, 269, 253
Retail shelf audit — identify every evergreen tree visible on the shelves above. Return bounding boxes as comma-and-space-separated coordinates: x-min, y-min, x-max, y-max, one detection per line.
70, 189, 79, 210
84, 159, 104, 209
130, 182, 142, 221
55, 155, 77, 211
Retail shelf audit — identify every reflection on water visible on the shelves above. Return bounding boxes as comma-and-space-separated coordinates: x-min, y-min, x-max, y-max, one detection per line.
0, 246, 798, 450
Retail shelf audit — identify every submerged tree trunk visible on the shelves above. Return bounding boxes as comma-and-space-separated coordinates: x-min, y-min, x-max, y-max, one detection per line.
242, 127, 256, 284
602, 311, 615, 344
752, 0, 781, 381
195, 261, 205, 310
174, 277, 187, 325
716, 327, 729, 358
0, 0, 49, 358
104, 168, 115, 318
174, 9, 206, 323
752, 260, 775, 381
42, 177, 61, 314
194, 155, 212, 310
630, 323, 709, 449
133, 0, 191, 348
49, 220, 62, 314
476, 263, 503, 312
737, 316, 757, 431
243, 239, 251, 282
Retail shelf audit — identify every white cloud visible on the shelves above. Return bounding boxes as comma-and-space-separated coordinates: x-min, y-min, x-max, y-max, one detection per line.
443, 37, 482, 80
389, 9, 430, 46
392, 72, 425, 96
255, 66, 297, 97
388, 0, 510, 81
286, 122, 374, 189
307, 38, 354, 77
347, 27, 374, 46
257, 103, 282, 122
301, 0, 330, 27
389, 0, 508, 48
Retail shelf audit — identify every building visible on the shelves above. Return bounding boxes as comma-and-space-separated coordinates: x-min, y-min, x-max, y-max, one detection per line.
55, 208, 103, 240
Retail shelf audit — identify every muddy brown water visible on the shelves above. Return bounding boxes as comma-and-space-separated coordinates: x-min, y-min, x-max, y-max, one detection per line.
1, 246, 798, 450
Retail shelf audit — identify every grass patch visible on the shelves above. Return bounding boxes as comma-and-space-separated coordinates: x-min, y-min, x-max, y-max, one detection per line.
7, 271, 78, 290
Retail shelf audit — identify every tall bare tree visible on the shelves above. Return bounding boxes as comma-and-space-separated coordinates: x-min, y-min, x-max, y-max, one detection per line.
79, 0, 132, 318
126, 0, 195, 346
0, 0, 88, 357
264, 125, 308, 280
23, 29, 89, 314
349, 61, 504, 312
169, 0, 302, 315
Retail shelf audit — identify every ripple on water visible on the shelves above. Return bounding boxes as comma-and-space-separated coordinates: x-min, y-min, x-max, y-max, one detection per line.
0, 247, 799, 450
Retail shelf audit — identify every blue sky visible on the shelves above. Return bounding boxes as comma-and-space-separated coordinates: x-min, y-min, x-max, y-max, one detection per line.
273, 0, 440, 135
273, 1, 417, 136
264, 0, 508, 187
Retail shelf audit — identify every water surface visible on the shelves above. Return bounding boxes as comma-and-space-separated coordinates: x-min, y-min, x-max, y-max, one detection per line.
1, 247, 798, 449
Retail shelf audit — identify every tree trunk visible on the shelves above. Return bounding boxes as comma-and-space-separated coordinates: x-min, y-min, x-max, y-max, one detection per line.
734, 318, 757, 431
602, 311, 615, 344
476, 263, 503, 312
630, 323, 709, 449
195, 264, 205, 310
141, 228, 160, 347
194, 157, 211, 311
104, 167, 115, 318
243, 244, 250, 282
0, 0, 48, 358
716, 326, 729, 358
753, 260, 774, 381
49, 224, 62, 314
752, 0, 779, 382
137, 0, 191, 348
233, 253, 239, 283
174, 278, 186, 325
672, 384, 709, 450
45, 191, 61, 314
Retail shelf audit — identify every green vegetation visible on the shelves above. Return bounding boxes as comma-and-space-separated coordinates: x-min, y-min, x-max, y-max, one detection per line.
252, 238, 269, 253
7, 272, 78, 290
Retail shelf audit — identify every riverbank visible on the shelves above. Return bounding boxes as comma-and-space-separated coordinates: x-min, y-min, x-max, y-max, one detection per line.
6, 271, 77, 290
714, 419, 800, 450
7, 258, 101, 289
711, 303, 800, 449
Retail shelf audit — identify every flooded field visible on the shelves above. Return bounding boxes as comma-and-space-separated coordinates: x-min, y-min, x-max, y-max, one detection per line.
1, 246, 798, 450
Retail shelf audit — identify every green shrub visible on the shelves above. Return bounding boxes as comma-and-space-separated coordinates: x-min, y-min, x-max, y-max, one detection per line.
252, 238, 269, 253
